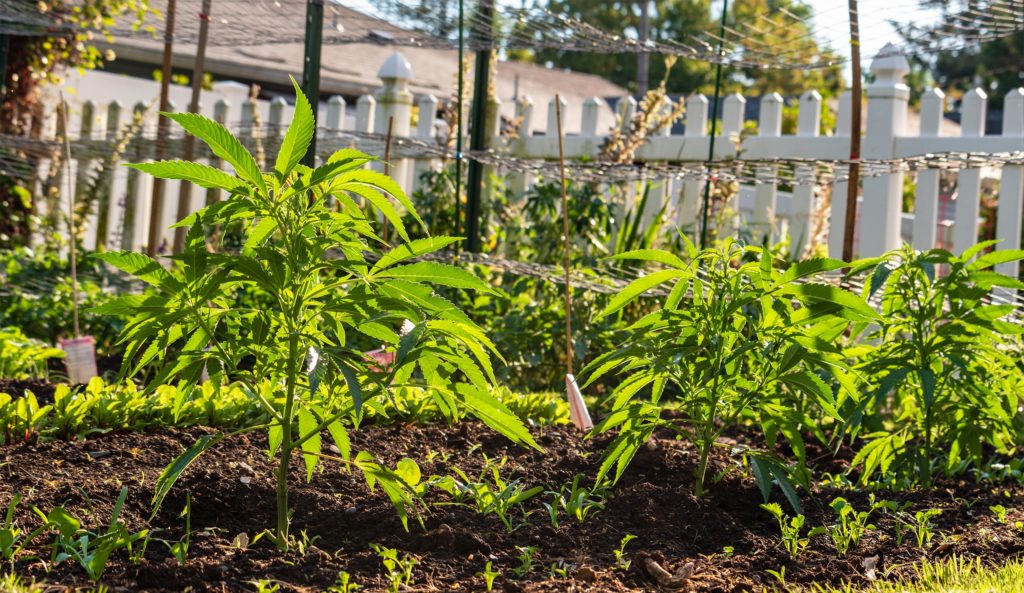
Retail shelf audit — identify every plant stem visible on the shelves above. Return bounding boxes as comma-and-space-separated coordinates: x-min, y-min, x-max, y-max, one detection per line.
276, 332, 300, 550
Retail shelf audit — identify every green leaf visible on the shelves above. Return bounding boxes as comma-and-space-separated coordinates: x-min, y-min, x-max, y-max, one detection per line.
379, 261, 496, 293
47, 507, 80, 538
777, 257, 847, 285
968, 249, 1024, 272
93, 251, 178, 290
372, 237, 463, 272
163, 111, 266, 193
335, 169, 424, 229
151, 433, 223, 520
395, 458, 421, 486
776, 282, 878, 321
125, 160, 248, 193
244, 217, 278, 251
599, 269, 687, 318
455, 384, 542, 451
608, 249, 688, 269
275, 77, 315, 179
327, 420, 351, 463
297, 408, 321, 482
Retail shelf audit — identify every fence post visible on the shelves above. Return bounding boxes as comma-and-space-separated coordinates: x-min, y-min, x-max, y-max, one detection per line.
952, 87, 987, 255
790, 90, 821, 258
995, 87, 1024, 283
374, 52, 413, 190
268, 96, 287, 138
752, 92, 782, 243
509, 96, 533, 197
859, 42, 909, 258
719, 93, 746, 239
75, 101, 96, 248
97, 100, 124, 251
325, 95, 345, 135
355, 95, 376, 134
678, 94, 708, 235
412, 94, 438, 195
643, 99, 674, 226
827, 91, 853, 257
911, 89, 945, 252
121, 101, 149, 250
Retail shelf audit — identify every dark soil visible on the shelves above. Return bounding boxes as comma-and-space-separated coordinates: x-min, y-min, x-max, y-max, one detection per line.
3, 421, 1024, 592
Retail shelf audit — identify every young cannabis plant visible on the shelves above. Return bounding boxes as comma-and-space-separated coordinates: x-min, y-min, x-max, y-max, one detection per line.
849, 243, 1024, 486
583, 239, 872, 501
94, 79, 539, 550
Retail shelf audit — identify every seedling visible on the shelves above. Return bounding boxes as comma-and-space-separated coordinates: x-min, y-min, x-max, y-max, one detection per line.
251, 579, 279, 593
549, 559, 573, 579
614, 534, 637, 570
543, 474, 606, 527
1, 495, 51, 565
761, 503, 812, 559
372, 544, 419, 593
513, 546, 538, 577
167, 494, 191, 566
991, 505, 1009, 524
326, 571, 361, 593
908, 509, 942, 548
435, 460, 542, 533
824, 497, 877, 558
476, 561, 500, 591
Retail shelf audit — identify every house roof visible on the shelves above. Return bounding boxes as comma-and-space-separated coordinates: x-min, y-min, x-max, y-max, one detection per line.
101, 0, 627, 133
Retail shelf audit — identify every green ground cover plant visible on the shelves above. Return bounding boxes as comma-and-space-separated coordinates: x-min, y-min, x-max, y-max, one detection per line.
92, 80, 539, 550
0, 327, 64, 380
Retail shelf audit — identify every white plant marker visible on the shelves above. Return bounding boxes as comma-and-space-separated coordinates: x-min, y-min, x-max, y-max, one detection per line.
60, 336, 99, 384
565, 373, 593, 431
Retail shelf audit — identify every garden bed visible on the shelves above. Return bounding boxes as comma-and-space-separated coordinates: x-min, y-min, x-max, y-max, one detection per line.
4, 418, 1023, 592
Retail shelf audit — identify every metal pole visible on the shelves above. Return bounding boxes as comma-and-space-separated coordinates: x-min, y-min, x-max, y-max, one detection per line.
555, 94, 572, 376
454, 0, 465, 252
636, 0, 650, 95
301, 0, 324, 167
172, 0, 212, 253
842, 0, 862, 262
146, 0, 177, 256
464, 0, 493, 253
699, 0, 728, 249
0, 34, 9, 97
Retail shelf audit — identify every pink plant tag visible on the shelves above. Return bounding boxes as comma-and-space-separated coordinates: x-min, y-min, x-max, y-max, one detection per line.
59, 336, 98, 384
565, 373, 593, 431
364, 348, 396, 373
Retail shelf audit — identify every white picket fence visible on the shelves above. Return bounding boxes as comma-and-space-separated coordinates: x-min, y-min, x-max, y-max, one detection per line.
31, 43, 1024, 277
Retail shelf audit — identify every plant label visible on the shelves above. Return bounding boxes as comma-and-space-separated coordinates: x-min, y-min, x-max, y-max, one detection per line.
566, 373, 593, 431
60, 335, 99, 384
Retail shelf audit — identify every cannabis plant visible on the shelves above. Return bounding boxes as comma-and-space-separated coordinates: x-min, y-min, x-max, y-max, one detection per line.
583, 239, 873, 503
93, 80, 538, 550
849, 243, 1024, 486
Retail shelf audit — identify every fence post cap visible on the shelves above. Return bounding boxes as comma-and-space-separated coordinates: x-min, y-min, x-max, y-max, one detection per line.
869, 42, 909, 84
378, 51, 413, 81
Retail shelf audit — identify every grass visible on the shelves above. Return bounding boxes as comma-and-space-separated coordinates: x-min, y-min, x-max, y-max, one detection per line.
806, 557, 1024, 593
0, 574, 46, 593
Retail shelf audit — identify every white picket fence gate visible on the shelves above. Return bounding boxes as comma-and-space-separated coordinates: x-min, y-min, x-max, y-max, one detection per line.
29, 43, 1024, 277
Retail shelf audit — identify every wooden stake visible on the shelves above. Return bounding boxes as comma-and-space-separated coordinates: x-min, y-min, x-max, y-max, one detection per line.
60, 92, 79, 337
555, 94, 572, 376
842, 0, 862, 262
172, 0, 212, 253
382, 115, 394, 244
147, 0, 177, 256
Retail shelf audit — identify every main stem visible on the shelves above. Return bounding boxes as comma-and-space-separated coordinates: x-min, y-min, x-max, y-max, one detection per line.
276, 332, 300, 550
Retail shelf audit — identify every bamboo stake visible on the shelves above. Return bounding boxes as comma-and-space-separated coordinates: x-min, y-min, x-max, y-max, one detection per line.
555, 94, 572, 376
147, 0, 176, 256
842, 0, 862, 262
382, 115, 394, 244
60, 92, 79, 337
172, 0, 212, 254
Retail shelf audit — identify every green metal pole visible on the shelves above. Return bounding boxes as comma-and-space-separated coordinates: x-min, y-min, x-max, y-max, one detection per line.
0, 34, 9, 98
301, 0, 324, 167
464, 0, 493, 253
454, 0, 464, 249
699, 0, 729, 249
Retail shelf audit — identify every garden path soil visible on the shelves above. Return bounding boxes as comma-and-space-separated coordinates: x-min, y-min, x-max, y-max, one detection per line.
3, 421, 1024, 592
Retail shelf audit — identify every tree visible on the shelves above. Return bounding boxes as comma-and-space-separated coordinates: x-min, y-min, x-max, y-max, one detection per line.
0, 0, 152, 248
895, 1, 1023, 109
530, 0, 714, 96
